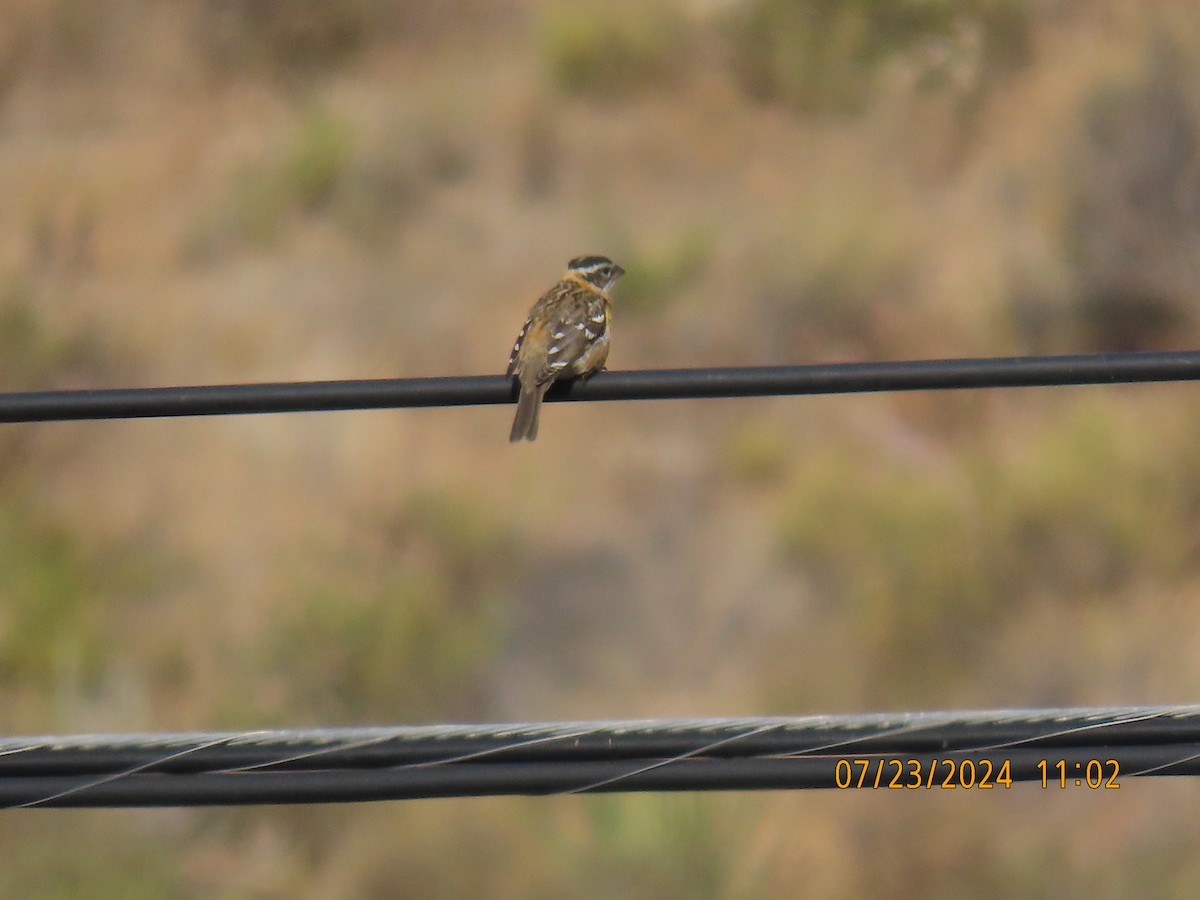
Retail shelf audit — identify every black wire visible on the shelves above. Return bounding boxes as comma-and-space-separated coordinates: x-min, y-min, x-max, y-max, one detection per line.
2, 350, 1199, 423
8, 747, 1199, 807
3, 707, 1199, 807
5, 709, 1198, 775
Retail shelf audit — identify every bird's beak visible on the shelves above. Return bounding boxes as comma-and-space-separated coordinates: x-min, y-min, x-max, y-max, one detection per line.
614, 264, 626, 278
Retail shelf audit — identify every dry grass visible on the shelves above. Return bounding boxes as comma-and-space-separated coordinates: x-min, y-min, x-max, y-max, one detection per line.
2, 0, 1200, 895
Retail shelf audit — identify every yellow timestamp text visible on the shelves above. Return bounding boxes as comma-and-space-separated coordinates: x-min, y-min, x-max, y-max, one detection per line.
1037, 758, 1120, 789
833, 758, 1122, 789
834, 758, 1013, 789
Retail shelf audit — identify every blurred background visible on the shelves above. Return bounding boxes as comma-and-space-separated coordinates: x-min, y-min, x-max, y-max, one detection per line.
2, 0, 1200, 894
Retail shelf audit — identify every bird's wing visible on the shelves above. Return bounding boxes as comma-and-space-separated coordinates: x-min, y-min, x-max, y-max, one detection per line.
533, 291, 607, 384
508, 282, 566, 376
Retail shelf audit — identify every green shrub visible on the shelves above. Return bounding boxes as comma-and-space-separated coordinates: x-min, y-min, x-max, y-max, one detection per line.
1058, 37, 1200, 350
249, 491, 518, 723
601, 226, 713, 315
778, 397, 1199, 682
721, 420, 792, 486
184, 105, 477, 258
539, 6, 693, 97
0, 508, 110, 692
726, 0, 1032, 113
0, 276, 103, 387
265, 570, 498, 722
201, 0, 395, 78
184, 106, 357, 256
285, 106, 356, 212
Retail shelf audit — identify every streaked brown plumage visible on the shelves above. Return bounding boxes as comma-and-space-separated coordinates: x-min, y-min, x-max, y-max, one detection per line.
507, 255, 625, 441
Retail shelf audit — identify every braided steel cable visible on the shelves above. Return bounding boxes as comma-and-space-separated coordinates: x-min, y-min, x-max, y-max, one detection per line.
2, 707, 1199, 807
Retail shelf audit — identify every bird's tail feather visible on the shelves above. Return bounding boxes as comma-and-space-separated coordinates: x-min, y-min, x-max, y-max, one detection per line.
509, 383, 546, 442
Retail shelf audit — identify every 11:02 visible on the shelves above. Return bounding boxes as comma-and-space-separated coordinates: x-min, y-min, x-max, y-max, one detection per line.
1037, 758, 1120, 789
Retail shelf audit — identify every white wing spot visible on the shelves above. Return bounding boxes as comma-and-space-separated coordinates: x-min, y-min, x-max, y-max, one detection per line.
575, 321, 586, 331
548, 344, 561, 354
549, 359, 568, 370
584, 328, 596, 340
590, 312, 606, 323
553, 329, 566, 339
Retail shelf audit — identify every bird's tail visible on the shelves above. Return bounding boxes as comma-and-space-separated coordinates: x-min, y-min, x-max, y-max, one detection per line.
509, 382, 547, 442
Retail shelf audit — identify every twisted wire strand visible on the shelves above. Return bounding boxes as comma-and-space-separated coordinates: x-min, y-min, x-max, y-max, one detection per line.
2, 707, 1199, 807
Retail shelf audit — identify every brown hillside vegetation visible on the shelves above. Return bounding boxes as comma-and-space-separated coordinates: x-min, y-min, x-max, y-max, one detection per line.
2, 0, 1200, 894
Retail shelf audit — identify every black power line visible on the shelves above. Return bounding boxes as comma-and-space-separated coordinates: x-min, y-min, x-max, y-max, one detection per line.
3, 707, 1199, 807
2, 350, 1200, 423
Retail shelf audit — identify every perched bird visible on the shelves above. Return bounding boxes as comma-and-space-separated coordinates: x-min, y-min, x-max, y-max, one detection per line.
507, 255, 625, 442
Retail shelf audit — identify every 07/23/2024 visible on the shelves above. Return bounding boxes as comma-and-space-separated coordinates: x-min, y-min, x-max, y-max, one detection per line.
833, 757, 1121, 790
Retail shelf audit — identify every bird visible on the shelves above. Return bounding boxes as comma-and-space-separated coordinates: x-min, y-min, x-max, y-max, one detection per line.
507, 255, 625, 442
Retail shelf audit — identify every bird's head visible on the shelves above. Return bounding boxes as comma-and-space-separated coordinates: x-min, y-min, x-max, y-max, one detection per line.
566, 255, 625, 293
